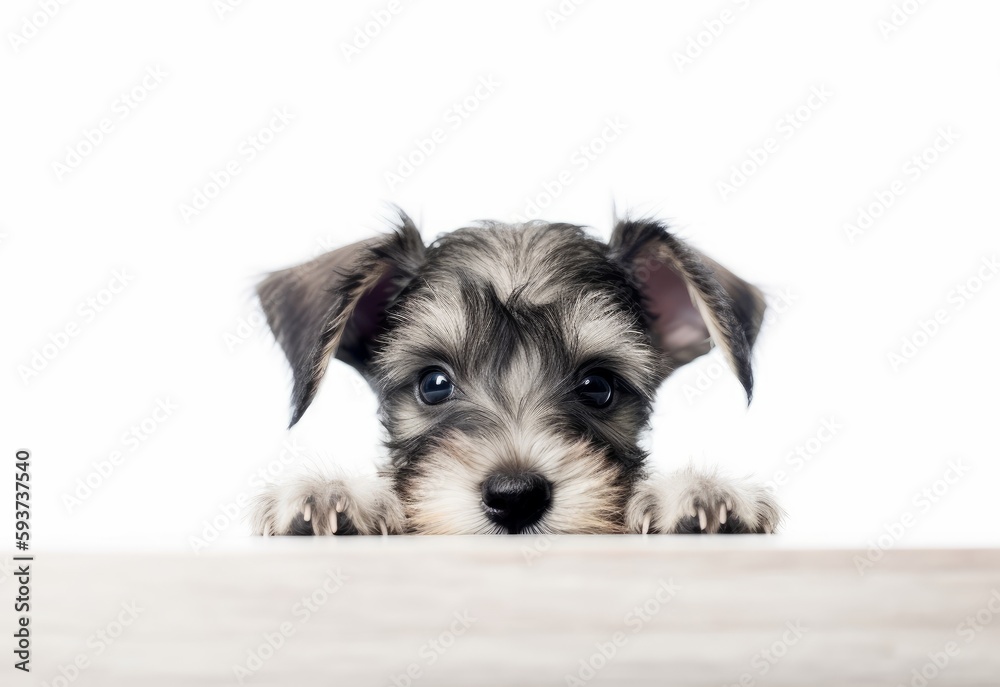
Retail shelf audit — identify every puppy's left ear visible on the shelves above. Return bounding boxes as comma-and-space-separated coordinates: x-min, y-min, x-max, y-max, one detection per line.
258, 213, 425, 426
609, 218, 766, 400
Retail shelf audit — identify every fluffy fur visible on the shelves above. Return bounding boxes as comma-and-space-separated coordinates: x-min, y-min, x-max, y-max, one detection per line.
250, 210, 783, 535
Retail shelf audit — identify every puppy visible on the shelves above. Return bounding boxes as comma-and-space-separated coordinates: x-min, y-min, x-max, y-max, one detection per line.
250, 211, 782, 536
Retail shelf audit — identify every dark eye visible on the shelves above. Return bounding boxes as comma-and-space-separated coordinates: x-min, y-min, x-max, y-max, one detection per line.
575, 372, 614, 408
418, 370, 454, 405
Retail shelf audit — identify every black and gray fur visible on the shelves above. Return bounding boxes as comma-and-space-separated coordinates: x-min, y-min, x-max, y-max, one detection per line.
250, 211, 782, 536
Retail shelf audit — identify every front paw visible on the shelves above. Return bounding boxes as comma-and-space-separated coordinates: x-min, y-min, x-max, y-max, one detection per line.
250, 472, 405, 536
626, 467, 783, 534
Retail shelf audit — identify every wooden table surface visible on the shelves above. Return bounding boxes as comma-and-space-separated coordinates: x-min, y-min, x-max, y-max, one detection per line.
7, 538, 1000, 686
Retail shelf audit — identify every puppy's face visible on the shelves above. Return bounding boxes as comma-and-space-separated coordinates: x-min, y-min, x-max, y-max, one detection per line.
373, 225, 661, 533
258, 214, 765, 534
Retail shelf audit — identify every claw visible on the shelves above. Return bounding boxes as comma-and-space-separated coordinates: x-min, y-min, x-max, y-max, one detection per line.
380, 521, 388, 536
302, 503, 312, 522
329, 513, 338, 535
719, 504, 727, 525
726, 499, 733, 511
698, 507, 707, 531
335, 499, 346, 513
641, 513, 651, 535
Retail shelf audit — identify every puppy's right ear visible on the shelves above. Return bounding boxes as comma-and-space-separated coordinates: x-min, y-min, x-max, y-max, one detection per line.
258, 215, 424, 426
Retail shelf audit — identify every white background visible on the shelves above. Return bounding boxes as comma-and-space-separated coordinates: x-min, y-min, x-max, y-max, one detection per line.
2, 0, 997, 550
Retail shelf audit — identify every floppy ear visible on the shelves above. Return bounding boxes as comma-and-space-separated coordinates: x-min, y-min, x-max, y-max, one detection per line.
609, 218, 766, 400
258, 215, 424, 426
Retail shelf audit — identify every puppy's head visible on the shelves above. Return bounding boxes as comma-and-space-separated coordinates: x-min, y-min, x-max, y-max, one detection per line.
259, 211, 765, 533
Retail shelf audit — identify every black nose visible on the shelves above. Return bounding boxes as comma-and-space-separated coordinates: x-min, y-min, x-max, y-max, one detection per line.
481, 472, 552, 533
